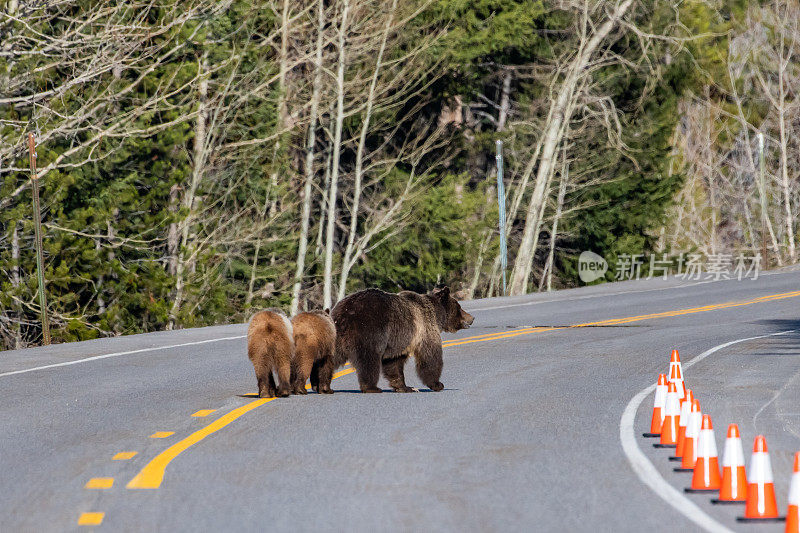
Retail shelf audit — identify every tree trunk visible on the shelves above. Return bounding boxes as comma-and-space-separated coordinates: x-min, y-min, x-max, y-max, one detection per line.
509, 0, 635, 295
316, 138, 333, 258
291, 0, 326, 315
322, 0, 350, 309
168, 52, 209, 330
167, 184, 180, 276
540, 148, 568, 292
11, 223, 22, 349
777, 45, 795, 261
497, 70, 512, 132
466, 230, 492, 299
730, 73, 782, 264
705, 86, 717, 255
337, 0, 397, 302
245, 238, 262, 306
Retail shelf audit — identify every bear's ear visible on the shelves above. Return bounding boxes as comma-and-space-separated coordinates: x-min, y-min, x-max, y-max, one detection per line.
433, 286, 450, 300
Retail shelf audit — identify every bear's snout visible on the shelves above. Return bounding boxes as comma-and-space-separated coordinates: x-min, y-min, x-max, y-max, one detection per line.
461, 311, 474, 328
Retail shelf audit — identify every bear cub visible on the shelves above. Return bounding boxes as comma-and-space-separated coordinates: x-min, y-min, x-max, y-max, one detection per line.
330, 286, 474, 393
247, 308, 293, 398
290, 310, 337, 395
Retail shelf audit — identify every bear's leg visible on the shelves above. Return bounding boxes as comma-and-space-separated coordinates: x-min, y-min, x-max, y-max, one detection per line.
291, 354, 314, 395
415, 342, 444, 392
353, 351, 382, 393
309, 360, 321, 393
316, 356, 335, 394
382, 355, 416, 392
274, 355, 292, 398
257, 374, 272, 398
263, 372, 277, 398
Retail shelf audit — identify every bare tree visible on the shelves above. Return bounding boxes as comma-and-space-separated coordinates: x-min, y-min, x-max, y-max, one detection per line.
510, 0, 636, 295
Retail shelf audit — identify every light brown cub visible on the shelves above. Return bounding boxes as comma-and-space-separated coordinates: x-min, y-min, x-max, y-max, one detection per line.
247, 309, 293, 398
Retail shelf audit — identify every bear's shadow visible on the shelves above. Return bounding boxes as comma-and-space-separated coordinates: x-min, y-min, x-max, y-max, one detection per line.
238, 387, 457, 398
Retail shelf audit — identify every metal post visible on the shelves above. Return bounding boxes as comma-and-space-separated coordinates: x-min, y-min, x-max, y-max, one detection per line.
495, 140, 507, 296
757, 132, 768, 269
27, 133, 51, 345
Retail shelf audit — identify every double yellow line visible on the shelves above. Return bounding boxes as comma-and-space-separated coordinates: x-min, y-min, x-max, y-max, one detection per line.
126, 288, 800, 489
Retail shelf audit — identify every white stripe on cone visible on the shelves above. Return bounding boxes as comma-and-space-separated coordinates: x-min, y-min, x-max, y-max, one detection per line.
722, 435, 746, 467
697, 428, 718, 485
654, 382, 667, 423
686, 408, 702, 463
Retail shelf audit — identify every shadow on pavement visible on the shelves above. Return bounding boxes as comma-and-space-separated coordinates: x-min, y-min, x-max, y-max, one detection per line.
750, 319, 800, 353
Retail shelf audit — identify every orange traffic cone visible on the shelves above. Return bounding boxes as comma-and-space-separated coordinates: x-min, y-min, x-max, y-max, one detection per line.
674, 399, 701, 472
738, 435, 784, 522
685, 414, 721, 492
786, 452, 800, 532
643, 374, 668, 438
669, 363, 686, 402
671, 389, 694, 461
655, 381, 680, 448
712, 424, 747, 504
669, 349, 682, 378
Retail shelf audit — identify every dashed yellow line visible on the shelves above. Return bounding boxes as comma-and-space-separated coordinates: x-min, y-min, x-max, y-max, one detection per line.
78, 512, 104, 525
149, 431, 174, 439
85, 478, 114, 489
191, 409, 217, 417
126, 288, 800, 490
127, 367, 354, 490
442, 289, 800, 347
112, 451, 137, 460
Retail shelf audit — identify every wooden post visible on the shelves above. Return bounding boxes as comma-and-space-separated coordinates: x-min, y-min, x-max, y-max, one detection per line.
27, 133, 51, 345
496, 140, 507, 296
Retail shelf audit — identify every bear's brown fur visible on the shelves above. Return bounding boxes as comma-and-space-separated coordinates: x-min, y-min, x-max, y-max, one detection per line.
290, 310, 336, 395
330, 287, 474, 393
247, 308, 293, 398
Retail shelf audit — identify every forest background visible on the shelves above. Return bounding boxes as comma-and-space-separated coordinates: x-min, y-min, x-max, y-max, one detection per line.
1, 0, 798, 349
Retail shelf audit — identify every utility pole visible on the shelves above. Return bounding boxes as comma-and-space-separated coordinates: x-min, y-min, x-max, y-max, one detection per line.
27, 133, 51, 345
757, 132, 769, 270
495, 140, 507, 296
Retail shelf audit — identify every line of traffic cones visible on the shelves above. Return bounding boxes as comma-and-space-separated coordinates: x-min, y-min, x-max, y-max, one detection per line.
644, 349, 799, 525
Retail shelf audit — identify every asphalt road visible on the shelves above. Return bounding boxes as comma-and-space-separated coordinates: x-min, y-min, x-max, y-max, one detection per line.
2, 269, 800, 532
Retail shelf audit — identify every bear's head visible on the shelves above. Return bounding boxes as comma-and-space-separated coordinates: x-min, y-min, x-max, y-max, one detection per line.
430, 286, 474, 333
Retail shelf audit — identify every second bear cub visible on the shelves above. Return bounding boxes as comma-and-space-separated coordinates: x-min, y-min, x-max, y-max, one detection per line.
290, 310, 337, 394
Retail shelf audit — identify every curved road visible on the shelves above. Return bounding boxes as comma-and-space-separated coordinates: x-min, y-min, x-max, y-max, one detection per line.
2, 270, 800, 531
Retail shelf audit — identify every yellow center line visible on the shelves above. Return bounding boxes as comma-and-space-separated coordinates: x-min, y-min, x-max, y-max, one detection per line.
85, 478, 114, 489
78, 512, 104, 526
127, 366, 355, 489
191, 409, 217, 418
127, 288, 800, 489
149, 431, 174, 439
112, 451, 137, 460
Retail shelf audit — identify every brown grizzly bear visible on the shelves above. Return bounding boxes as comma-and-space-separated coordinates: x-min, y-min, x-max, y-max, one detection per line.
247, 308, 293, 398
329, 286, 474, 393
290, 310, 336, 395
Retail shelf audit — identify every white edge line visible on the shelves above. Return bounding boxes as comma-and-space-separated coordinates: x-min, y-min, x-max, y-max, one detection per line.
470, 280, 715, 312
620, 330, 795, 533
0, 335, 247, 379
